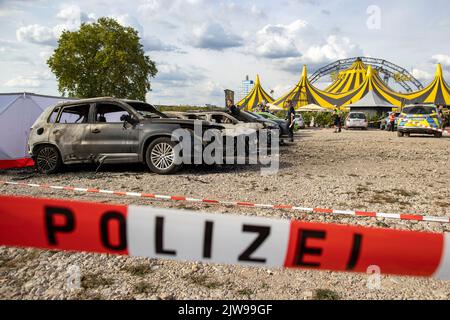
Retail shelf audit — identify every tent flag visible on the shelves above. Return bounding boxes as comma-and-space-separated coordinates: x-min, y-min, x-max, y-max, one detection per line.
236, 75, 274, 111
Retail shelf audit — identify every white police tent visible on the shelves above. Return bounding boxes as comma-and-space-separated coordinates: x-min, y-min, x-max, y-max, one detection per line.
0, 93, 73, 169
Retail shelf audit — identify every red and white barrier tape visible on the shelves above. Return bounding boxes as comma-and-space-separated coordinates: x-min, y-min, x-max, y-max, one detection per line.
1, 180, 449, 224
0, 195, 449, 279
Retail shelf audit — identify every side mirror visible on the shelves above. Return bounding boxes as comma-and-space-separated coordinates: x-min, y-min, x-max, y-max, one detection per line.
120, 114, 137, 125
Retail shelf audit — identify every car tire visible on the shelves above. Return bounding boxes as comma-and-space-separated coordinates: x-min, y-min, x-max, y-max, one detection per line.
35, 145, 62, 174
146, 137, 182, 175
397, 131, 404, 137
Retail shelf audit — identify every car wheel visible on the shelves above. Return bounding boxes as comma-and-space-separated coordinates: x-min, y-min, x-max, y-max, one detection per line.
397, 131, 404, 137
146, 137, 182, 174
35, 145, 62, 174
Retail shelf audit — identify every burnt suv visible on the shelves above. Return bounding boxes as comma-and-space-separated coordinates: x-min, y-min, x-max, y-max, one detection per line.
28, 97, 224, 174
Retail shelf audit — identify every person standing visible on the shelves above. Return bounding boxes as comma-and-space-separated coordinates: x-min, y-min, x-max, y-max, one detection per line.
286, 100, 296, 142
388, 111, 396, 132
333, 106, 341, 133
438, 105, 446, 130
227, 98, 240, 117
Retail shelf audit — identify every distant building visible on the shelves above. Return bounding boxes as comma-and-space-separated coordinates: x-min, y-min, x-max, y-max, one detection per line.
237, 75, 254, 101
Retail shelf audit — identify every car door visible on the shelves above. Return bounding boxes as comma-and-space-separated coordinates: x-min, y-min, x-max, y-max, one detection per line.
49, 103, 92, 163
84, 102, 140, 160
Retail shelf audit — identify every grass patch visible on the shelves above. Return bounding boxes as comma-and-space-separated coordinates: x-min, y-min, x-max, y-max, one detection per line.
376, 221, 390, 228
236, 288, 253, 298
124, 264, 153, 277
435, 202, 450, 208
260, 282, 270, 290
356, 186, 369, 194
368, 190, 410, 206
81, 273, 114, 289
133, 281, 158, 294
72, 291, 104, 300
183, 274, 222, 289
391, 189, 419, 197
0, 250, 40, 268
313, 289, 340, 300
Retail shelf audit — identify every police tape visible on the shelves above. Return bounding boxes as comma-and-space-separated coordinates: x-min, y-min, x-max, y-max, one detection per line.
0, 195, 449, 279
1, 180, 449, 224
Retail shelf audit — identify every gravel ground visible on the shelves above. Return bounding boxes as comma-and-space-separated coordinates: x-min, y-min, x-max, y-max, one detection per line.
1, 128, 449, 300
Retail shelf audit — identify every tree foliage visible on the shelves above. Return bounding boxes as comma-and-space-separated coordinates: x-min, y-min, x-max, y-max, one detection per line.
47, 17, 157, 101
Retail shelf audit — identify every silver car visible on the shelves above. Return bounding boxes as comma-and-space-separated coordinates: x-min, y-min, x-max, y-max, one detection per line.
345, 112, 368, 130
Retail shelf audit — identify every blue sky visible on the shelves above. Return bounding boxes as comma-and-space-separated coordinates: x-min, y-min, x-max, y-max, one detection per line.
1, 0, 449, 105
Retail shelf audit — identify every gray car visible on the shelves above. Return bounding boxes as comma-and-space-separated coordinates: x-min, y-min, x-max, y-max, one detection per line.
28, 97, 224, 174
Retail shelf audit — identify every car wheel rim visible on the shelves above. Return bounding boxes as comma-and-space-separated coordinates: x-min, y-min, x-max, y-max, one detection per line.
151, 142, 175, 170
37, 147, 58, 172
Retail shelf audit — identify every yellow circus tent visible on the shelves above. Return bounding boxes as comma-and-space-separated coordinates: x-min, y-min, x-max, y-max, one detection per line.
236, 75, 274, 110
272, 65, 364, 110
325, 58, 367, 93
403, 64, 450, 105
340, 65, 406, 107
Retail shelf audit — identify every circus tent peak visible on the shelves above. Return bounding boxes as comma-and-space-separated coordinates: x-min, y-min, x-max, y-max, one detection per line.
403, 63, 450, 105
236, 74, 274, 111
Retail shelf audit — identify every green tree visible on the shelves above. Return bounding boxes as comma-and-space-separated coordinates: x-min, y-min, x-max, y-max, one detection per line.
47, 17, 157, 101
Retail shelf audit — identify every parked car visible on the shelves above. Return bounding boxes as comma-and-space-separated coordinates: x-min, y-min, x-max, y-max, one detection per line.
163, 110, 273, 155
28, 97, 226, 175
294, 114, 305, 129
397, 104, 443, 138
380, 112, 400, 130
256, 111, 301, 131
247, 111, 290, 139
165, 111, 264, 133
345, 112, 368, 130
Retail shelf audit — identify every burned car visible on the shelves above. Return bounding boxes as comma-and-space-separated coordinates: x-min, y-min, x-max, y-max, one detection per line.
164, 111, 264, 137
164, 111, 276, 157
28, 97, 225, 175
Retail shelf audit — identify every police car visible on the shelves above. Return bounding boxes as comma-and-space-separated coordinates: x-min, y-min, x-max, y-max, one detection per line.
397, 104, 443, 138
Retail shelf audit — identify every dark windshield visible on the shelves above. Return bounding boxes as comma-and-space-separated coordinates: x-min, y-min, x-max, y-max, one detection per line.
402, 106, 436, 115
126, 102, 168, 118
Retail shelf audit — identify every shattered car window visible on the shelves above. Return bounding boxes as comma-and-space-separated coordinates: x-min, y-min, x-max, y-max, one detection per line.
95, 103, 129, 123
126, 102, 168, 119
58, 105, 89, 124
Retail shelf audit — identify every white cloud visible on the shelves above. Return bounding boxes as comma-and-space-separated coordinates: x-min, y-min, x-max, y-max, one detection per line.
189, 22, 243, 50
142, 36, 181, 52
250, 19, 362, 67
4, 76, 41, 88
114, 14, 144, 34
412, 68, 433, 81
302, 35, 362, 64
16, 24, 56, 45
431, 54, 450, 68
155, 61, 205, 83
16, 5, 95, 46
251, 20, 309, 59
